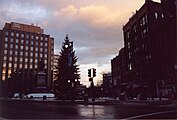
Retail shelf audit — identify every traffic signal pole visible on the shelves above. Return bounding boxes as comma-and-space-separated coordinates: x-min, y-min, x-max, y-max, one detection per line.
88, 68, 96, 102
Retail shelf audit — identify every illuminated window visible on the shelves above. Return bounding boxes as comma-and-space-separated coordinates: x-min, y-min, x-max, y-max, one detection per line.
11, 32, 14, 36
4, 56, 7, 61
20, 58, 23, 62
9, 50, 13, 55
16, 33, 19, 37
30, 53, 33, 57
31, 41, 34, 45
21, 33, 24, 38
4, 50, 7, 54
21, 39, 24, 44
26, 34, 29, 39
155, 12, 158, 19
10, 38, 13, 43
40, 48, 43, 52
4, 43, 8, 48
5, 37, 8, 42
128, 63, 133, 71
10, 44, 13, 49
16, 39, 19, 43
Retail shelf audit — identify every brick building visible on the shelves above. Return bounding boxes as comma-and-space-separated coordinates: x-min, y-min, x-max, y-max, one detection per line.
112, 0, 176, 99
0, 22, 54, 97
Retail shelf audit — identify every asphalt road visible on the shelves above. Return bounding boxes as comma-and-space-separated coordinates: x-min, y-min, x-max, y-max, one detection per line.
0, 100, 176, 119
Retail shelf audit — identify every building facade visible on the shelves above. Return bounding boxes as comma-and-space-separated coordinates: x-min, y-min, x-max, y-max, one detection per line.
112, 0, 176, 99
0, 22, 54, 97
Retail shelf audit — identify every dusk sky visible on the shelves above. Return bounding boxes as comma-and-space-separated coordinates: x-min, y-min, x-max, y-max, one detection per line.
0, 0, 160, 86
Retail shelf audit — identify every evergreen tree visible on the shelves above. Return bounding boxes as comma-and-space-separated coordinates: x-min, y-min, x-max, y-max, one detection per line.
55, 35, 80, 99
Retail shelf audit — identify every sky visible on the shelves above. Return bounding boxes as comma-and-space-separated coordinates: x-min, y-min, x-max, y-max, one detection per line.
0, 0, 161, 86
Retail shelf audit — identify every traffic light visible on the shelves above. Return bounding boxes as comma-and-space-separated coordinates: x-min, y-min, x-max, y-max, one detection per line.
88, 69, 91, 77
93, 68, 96, 77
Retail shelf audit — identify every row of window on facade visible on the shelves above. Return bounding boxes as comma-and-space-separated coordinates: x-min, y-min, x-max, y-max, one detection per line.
5, 37, 48, 47
5, 31, 50, 41
4, 49, 48, 59
2, 64, 38, 81
4, 44, 48, 54
3, 55, 48, 64
125, 12, 164, 41
128, 54, 152, 71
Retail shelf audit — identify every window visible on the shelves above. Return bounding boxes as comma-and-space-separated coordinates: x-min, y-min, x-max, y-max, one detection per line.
5, 31, 8, 36
161, 13, 164, 18
36, 41, 38, 46
40, 48, 43, 52
15, 51, 18, 56
40, 42, 43, 46
11, 32, 14, 36
21, 45, 23, 49
127, 42, 130, 49
25, 64, 28, 69
21, 33, 24, 38
20, 52, 23, 56
16, 33, 19, 37
36, 47, 38, 52
35, 53, 38, 57
31, 35, 34, 39
31, 47, 33, 51
26, 40, 29, 44
9, 50, 13, 55
45, 43, 47, 47
10, 44, 13, 49
45, 54, 47, 58
45, 48, 47, 52
21, 39, 24, 44
16, 39, 19, 43
4, 56, 7, 61
20, 58, 23, 62
128, 63, 133, 71
40, 54, 43, 57
15, 45, 18, 49
9, 57, 12, 61
26, 46, 28, 51
31, 41, 34, 45
41, 36, 43, 40
25, 52, 28, 56
9, 63, 12, 68
4, 43, 8, 48
30, 53, 33, 57
155, 12, 158, 19
35, 59, 38, 63
10, 38, 13, 43
5, 37, 8, 42
36, 36, 39, 39
4, 50, 7, 54
26, 34, 29, 39
45, 37, 48, 41
25, 58, 28, 63
128, 52, 131, 59
30, 59, 33, 63
14, 57, 18, 62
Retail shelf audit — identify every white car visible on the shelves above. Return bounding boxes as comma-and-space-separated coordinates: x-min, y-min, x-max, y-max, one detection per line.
27, 93, 55, 100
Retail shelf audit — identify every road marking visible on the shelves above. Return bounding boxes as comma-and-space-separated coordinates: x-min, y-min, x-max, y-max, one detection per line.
124, 110, 177, 119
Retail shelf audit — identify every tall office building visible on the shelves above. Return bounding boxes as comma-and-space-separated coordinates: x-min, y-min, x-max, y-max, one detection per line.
0, 22, 54, 97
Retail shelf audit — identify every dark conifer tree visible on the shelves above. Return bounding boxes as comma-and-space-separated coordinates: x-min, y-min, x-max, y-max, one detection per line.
55, 35, 80, 99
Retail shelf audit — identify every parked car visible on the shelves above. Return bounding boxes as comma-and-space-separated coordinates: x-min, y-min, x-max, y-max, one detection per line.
27, 93, 55, 100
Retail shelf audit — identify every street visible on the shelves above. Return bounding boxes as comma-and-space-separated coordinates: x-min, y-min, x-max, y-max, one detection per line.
0, 99, 177, 119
